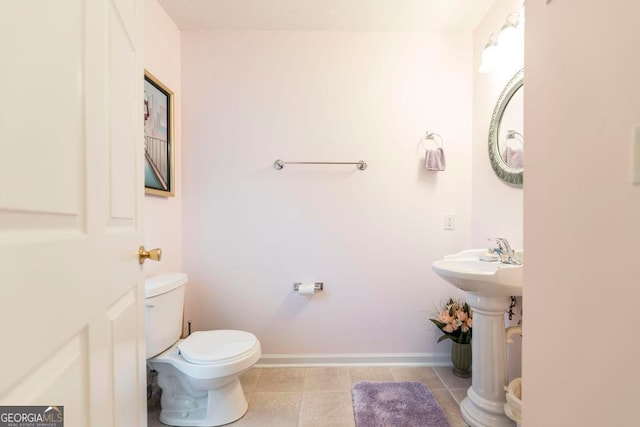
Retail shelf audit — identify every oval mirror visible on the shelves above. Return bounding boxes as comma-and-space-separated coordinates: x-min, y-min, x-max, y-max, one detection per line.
489, 69, 524, 185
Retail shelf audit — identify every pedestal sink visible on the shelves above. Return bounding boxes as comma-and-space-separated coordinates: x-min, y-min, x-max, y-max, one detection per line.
432, 249, 522, 427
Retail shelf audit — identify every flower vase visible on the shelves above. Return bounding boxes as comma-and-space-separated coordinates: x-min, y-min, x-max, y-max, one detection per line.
451, 342, 472, 378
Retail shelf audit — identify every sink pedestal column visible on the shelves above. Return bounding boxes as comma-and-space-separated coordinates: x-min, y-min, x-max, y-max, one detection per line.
460, 294, 515, 427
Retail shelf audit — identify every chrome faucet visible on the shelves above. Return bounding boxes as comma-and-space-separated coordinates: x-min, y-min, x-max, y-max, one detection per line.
488, 238, 522, 265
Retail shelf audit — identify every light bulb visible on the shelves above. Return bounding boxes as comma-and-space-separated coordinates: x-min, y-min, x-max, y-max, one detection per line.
498, 12, 523, 65
479, 33, 500, 74
499, 21, 518, 52
479, 44, 499, 73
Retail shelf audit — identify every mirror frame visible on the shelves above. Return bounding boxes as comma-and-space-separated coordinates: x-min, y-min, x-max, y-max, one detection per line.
488, 68, 524, 185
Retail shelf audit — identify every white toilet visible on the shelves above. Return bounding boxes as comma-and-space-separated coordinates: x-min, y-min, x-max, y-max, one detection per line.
145, 273, 261, 426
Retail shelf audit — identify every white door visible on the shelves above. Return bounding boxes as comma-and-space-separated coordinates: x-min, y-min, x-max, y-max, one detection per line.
0, 1, 146, 426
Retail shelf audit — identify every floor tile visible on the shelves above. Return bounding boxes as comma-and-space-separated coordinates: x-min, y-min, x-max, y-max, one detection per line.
450, 388, 468, 405
254, 367, 305, 392
348, 366, 394, 385
299, 391, 355, 426
432, 389, 469, 427
304, 367, 351, 392
232, 391, 301, 427
433, 366, 472, 390
240, 368, 263, 395
390, 366, 447, 391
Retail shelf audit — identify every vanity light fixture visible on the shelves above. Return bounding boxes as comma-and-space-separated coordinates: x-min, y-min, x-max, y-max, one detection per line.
479, 33, 500, 74
479, 9, 524, 74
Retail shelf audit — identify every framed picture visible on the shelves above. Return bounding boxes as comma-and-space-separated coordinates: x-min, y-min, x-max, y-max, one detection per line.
144, 70, 174, 196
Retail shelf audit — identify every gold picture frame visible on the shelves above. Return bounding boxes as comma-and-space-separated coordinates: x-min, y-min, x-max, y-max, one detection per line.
144, 70, 175, 196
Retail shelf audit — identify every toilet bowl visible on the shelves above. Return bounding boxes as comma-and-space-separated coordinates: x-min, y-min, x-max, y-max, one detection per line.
145, 273, 261, 426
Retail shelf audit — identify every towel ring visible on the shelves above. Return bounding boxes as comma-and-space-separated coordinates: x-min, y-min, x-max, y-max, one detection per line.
506, 129, 524, 142
417, 131, 444, 152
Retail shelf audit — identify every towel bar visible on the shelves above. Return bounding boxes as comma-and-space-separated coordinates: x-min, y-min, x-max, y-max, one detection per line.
274, 159, 367, 171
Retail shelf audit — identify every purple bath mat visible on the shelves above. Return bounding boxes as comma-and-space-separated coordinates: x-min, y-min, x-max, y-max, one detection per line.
352, 381, 451, 427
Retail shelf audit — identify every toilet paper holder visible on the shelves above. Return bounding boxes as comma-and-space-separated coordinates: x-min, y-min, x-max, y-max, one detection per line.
293, 282, 324, 292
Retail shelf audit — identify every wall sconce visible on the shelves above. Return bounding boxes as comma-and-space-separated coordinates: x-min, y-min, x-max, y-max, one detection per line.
479, 9, 524, 74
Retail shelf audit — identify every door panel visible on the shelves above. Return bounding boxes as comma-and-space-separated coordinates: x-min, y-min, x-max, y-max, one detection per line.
0, 331, 90, 426
0, 0, 145, 426
109, 3, 138, 223
109, 290, 141, 426
0, 0, 85, 217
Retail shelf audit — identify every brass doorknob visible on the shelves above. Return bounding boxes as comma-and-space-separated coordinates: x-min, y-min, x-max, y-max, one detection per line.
138, 246, 162, 264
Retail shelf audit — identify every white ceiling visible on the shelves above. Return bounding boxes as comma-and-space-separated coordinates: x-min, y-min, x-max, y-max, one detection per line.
157, 0, 496, 32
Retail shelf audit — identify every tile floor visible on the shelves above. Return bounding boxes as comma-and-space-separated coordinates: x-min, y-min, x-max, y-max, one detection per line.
148, 366, 470, 427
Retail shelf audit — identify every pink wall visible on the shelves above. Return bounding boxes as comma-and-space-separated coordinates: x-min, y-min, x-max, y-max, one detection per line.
525, 1, 640, 425
181, 31, 473, 360
143, 0, 182, 277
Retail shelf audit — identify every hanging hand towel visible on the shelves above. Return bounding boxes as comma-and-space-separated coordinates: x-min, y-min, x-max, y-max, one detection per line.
425, 147, 446, 171
501, 141, 523, 169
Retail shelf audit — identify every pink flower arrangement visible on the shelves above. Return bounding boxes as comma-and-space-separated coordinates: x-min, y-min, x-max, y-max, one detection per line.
430, 298, 473, 344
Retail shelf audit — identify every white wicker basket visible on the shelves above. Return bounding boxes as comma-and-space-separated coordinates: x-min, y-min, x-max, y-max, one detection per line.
504, 377, 522, 426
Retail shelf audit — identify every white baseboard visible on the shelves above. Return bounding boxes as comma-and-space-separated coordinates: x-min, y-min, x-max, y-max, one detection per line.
255, 353, 452, 368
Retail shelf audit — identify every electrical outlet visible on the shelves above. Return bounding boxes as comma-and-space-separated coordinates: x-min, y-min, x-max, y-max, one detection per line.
444, 213, 455, 230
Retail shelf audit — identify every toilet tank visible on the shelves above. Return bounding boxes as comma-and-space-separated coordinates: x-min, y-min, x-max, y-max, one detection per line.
145, 273, 188, 358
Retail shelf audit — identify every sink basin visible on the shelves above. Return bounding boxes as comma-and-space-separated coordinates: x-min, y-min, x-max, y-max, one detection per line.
432, 249, 523, 296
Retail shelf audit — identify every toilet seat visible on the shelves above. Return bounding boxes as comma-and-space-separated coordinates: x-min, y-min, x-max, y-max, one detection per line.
151, 329, 261, 380
178, 330, 258, 365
